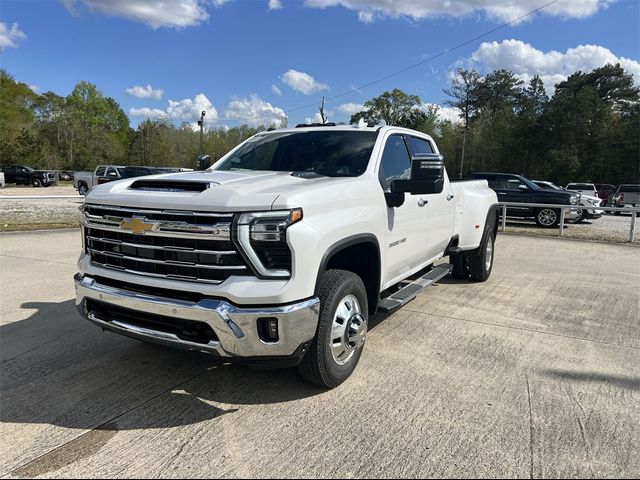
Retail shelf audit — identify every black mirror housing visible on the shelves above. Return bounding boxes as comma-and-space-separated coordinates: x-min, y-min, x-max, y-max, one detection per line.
391, 153, 444, 195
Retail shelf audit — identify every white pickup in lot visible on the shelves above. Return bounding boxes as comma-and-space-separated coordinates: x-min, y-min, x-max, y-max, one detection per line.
74, 125, 498, 387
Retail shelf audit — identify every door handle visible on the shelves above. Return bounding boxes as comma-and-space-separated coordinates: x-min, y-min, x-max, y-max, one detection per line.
446, 194, 454, 201
418, 198, 429, 207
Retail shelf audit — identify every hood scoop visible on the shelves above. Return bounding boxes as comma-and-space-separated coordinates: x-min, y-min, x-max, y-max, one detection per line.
129, 179, 211, 193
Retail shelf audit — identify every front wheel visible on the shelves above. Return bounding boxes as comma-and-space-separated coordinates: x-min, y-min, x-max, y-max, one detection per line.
298, 269, 368, 388
78, 183, 88, 196
534, 208, 559, 228
32, 178, 42, 188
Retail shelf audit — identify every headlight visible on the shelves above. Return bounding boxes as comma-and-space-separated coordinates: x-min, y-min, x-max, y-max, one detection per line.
570, 195, 579, 205
235, 208, 303, 278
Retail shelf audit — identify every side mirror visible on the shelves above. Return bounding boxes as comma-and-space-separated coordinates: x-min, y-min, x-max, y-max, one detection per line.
391, 153, 444, 196
518, 184, 528, 191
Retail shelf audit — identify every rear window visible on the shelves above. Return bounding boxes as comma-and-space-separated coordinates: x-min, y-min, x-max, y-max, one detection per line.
620, 185, 640, 193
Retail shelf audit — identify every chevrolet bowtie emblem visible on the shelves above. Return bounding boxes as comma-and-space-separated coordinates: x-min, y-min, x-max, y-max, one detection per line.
121, 217, 155, 235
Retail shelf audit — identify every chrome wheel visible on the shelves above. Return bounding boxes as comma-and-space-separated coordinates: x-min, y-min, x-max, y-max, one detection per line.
538, 208, 557, 226
485, 234, 494, 272
330, 295, 366, 366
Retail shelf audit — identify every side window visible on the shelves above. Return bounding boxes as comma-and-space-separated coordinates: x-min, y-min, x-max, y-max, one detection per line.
95, 167, 106, 176
483, 175, 500, 190
106, 167, 118, 177
404, 136, 434, 156
379, 134, 411, 189
505, 177, 526, 191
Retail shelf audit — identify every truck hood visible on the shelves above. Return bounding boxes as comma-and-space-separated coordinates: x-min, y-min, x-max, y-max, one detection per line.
85, 170, 342, 212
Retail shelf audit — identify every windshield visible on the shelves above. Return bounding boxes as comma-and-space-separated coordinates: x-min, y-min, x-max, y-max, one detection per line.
620, 185, 640, 193
215, 130, 379, 177
535, 181, 561, 190
567, 183, 595, 190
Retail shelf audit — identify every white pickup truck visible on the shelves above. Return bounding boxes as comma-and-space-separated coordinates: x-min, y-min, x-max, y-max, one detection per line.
74, 165, 125, 196
74, 125, 498, 387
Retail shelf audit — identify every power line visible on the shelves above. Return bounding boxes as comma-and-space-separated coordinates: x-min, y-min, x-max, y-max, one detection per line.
224, 0, 561, 125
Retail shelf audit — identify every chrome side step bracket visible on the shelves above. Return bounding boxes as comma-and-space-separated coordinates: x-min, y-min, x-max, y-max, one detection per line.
377, 264, 453, 314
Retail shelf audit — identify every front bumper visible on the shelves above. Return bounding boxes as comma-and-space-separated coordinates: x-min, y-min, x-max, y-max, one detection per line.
74, 274, 320, 361
564, 209, 581, 221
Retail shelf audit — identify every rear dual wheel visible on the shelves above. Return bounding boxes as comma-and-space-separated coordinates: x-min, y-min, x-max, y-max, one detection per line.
450, 225, 495, 282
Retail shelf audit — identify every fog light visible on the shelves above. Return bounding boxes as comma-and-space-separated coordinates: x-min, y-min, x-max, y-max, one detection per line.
257, 317, 279, 343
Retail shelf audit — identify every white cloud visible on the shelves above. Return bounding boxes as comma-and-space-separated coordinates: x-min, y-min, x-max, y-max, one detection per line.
29, 85, 40, 94
303, 0, 612, 23
63, 0, 209, 29
304, 112, 327, 124
271, 84, 282, 96
282, 69, 329, 95
129, 107, 169, 119
126, 84, 164, 100
421, 103, 460, 124
167, 93, 218, 122
468, 39, 640, 91
129, 93, 218, 128
269, 0, 283, 10
225, 95, 286, 127
0, 22, 26, 51
336, 103, 365, 116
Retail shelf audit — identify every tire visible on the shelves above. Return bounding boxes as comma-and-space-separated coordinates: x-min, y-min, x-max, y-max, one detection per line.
31, 178, 42, 188
450, 252, 470, 279
574, 210, 585, 223
298, 269, 368, 389
78, 183, 89, 196
469, 226, 495, 282
534, 208, 560, 228
614, 211, 621, 216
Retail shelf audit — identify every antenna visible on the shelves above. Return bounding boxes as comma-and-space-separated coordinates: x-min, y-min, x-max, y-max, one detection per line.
319, 97, 327, 124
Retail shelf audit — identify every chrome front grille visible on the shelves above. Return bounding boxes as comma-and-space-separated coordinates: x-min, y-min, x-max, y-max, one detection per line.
82, 204, 249, 284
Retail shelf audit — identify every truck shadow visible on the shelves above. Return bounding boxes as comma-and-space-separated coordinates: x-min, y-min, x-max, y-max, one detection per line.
540, 368, 640, 391
1, 300, 326, 432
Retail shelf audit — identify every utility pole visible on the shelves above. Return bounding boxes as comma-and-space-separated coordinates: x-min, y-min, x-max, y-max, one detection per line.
198, 110, 206, 157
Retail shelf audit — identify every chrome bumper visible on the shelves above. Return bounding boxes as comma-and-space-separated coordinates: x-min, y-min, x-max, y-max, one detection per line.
564, 209, 581, 221
74, 274, 320, 359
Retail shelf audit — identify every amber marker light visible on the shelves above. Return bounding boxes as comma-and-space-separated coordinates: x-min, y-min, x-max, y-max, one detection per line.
290, 208, 303, 224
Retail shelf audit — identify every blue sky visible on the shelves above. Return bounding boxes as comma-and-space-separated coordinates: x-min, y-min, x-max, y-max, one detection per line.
1, 0, 639, 129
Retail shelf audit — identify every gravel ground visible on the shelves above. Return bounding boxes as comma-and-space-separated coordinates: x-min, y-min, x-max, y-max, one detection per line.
0, 185, 78, 197
0, 198, 82, 231
0, 193, 638, 244
503, 213, 639, 245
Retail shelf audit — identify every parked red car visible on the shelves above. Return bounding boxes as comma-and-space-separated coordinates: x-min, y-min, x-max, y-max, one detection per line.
594, 183, 616, 203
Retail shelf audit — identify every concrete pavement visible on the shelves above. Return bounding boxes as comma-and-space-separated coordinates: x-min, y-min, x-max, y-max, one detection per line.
1, 229, 639, 478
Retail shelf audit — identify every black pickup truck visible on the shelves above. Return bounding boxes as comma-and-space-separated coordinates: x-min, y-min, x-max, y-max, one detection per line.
471, 172, 581, 227
1, 165, 56, 187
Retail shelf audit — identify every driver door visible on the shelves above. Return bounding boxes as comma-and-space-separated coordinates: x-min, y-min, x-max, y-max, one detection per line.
378, 134, 430, 282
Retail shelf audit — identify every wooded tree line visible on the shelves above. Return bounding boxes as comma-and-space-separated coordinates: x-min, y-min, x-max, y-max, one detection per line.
0, 69, 269, 172
351, 64, 639, 185
1, 63, 638, 184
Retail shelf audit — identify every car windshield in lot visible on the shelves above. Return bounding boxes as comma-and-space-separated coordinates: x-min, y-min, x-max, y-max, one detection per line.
619, 184, 640, 192
567, 183, 595, 190
533, 181, 562, 190
215, 130, 378, 177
